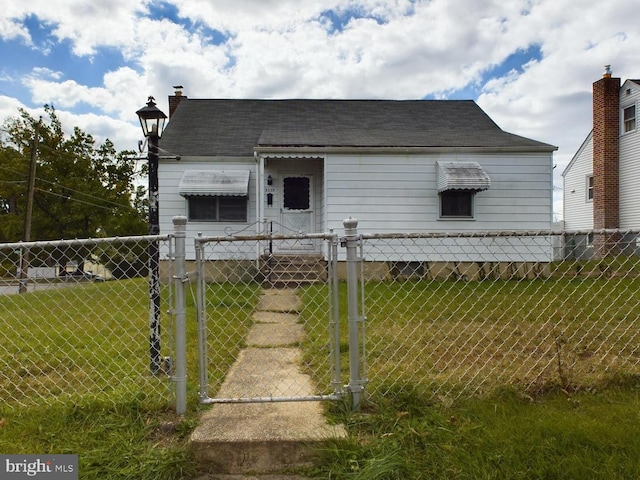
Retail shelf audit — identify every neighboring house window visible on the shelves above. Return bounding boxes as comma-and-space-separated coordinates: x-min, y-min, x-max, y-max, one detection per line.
586, 175, 594, 201
187, 196, 247, 222
439, 190, 474, 218
623, 104, 636, 133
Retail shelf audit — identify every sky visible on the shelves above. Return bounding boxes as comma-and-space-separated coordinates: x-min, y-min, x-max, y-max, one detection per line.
0, 0, 639, 220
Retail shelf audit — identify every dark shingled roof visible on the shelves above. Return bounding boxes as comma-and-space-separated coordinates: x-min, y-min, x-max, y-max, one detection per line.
160, 99, 556, 157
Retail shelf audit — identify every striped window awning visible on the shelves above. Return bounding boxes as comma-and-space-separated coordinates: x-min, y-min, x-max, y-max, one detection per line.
437, 161, 490, 192
179, 170, 250, 196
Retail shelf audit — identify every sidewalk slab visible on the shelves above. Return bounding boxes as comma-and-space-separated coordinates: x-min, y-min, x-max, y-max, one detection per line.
246, 323, 305, 347
251, 311, 299, 325
256, 291, 302, 313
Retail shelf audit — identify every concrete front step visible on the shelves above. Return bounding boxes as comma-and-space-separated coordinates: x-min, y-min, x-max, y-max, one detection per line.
190, 400, 345, 474
260, 255, 327, 288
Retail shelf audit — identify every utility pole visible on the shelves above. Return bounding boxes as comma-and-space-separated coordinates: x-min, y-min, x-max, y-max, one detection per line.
18, 118, 41, 294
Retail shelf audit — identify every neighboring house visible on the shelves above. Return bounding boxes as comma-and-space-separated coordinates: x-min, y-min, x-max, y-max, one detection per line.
562, 67, 640, 258
159, 89, 557, 263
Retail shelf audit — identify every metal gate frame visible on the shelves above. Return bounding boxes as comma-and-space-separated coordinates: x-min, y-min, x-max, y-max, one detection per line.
194, 231, 349, 405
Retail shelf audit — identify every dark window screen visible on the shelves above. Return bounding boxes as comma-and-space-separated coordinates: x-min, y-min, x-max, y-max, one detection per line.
283, 177, 310, 210
440, 190, 473, 218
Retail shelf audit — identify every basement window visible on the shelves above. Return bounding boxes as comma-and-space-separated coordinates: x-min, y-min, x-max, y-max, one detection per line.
623, 105, 636, 133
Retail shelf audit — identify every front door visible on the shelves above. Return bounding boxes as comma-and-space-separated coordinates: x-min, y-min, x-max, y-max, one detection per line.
280, 175, 315, 250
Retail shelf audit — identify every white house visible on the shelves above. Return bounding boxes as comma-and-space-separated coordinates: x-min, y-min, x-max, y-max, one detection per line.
562, 67, 640, 258
158, 89, 557, 263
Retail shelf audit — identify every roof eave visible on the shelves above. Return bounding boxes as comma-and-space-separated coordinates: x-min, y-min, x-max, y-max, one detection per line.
255, 145, 558, 155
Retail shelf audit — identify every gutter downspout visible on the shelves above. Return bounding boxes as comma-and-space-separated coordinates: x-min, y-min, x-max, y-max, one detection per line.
254, 151, 264, 265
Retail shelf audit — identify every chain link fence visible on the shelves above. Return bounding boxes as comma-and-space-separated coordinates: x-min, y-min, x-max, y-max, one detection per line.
356, 228, 640, 400
0, 235, 174, 409
3, 224, 639, 412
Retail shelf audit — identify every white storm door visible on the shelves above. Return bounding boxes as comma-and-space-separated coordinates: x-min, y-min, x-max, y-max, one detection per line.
280, 175, 315, 250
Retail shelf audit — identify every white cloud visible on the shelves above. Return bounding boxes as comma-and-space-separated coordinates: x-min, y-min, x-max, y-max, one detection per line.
0, 17, 31, 44
2, 0, 640, 223
0, 1, 147, 56
477, 0, 640, 172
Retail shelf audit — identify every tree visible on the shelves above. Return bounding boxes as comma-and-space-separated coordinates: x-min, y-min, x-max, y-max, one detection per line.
0, 144, 25, 241
0, 105, 147, 243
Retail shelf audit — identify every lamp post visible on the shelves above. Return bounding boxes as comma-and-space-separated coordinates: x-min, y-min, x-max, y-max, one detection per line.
136, 96, 167, 375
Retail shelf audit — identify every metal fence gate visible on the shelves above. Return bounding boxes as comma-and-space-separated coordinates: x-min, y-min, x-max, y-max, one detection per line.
194, 230, 352, 405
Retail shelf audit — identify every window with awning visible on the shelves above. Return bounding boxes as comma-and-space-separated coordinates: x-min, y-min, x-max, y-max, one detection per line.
179, 170, 250, 222
178, 170, 250, 197
437, 162, 490, 219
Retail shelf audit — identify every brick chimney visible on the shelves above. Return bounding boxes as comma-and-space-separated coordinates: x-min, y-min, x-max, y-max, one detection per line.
592, 65, 621, 257
169, 85, 186, 117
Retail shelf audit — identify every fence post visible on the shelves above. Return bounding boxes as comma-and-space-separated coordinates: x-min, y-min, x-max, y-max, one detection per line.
328, 230, 342, 395
172, 216, 188, 415
343, 217, 364, 411
195, 233, 209, 403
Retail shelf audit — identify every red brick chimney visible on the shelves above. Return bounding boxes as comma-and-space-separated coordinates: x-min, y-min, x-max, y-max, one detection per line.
592, 65, 621, 257
169, 85, 186, 117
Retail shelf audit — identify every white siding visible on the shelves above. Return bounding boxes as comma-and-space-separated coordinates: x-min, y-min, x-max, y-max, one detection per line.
160, 152, 555, 261
564, 81, 640, 230
324, 152, 554, 262
619, 82, 640, 229
562, 135, 593, 230
324, 152, 553, 233
159, 157, 257, 258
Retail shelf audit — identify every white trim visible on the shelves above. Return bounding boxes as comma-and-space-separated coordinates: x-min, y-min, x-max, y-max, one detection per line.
585, 174, 594, 203
622, 103, 637, 134
258, 153, 326, 159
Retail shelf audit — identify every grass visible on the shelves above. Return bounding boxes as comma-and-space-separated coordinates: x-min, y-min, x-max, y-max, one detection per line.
310, 379, 640, 479
0, 396, 198, 480
2, 275, 640, 479
0, 278, 261, 480
300, 277, 640, 397
297, 276, 640, 479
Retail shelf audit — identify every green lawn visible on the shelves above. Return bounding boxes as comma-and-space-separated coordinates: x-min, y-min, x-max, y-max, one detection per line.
311, 381, 640, 479
299, 277, 640, 479
300, 277, 640, 398
0, 278, 261, 480
1, 276, 640, 479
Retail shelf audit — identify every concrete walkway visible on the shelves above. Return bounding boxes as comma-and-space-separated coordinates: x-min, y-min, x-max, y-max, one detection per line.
191, 289, 346, 476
